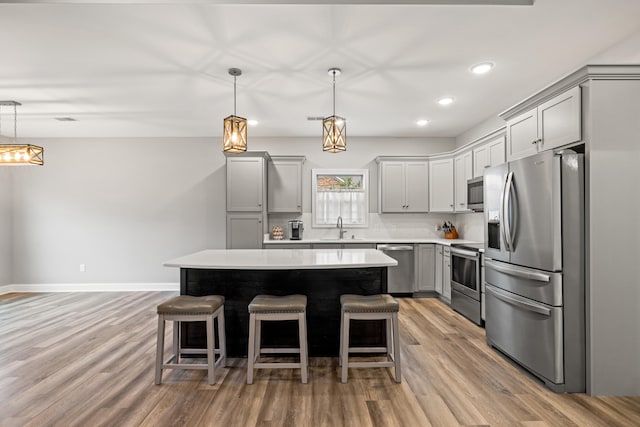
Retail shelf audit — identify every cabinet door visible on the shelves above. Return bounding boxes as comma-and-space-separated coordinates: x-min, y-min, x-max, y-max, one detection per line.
429, 158, 454, 212
380, 162, 406, 212
268, 159, 302, 213
342, 243, 377, 249
506, 108, 539, 161
435, 245, 443, 294
227, 157, 264, 211
488, 135, 506, 167
454, 152, 472, 212
404, 161, 429, 212
442, 249, 451, 302
473, 145, 489, 178
264, 243, 313, 249
538, 86, 581, 152
226, 214, 263, 249
416, 244, 435, 291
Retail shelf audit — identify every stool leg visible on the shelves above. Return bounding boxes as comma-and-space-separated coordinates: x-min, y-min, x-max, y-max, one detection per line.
155, 315, 165, 385
340, 312, 350, 383
173, 321, 180, 365
217, 308, 227, 368
298, 312, 308, 384
386, 317, 393, 362
247, 313, 256, 384
392, 312, 401, 383
338, 308, 343, 367
206, 315, 215, 385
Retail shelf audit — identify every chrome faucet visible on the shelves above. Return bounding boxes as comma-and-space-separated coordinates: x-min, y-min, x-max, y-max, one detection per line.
336, 216, 347, 240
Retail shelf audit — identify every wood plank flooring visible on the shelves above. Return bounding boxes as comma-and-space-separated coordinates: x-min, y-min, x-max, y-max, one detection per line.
0, 292, 638, 427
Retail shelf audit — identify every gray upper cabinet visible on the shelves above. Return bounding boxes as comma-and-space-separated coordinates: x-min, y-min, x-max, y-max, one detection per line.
454, 151, 473, 212
473, 135, 506, 178
268, 156, 305, 213
378, 159, 429, 213
226, 155, 266, 211
506, 86, 581, 161
429, 158, 454, 212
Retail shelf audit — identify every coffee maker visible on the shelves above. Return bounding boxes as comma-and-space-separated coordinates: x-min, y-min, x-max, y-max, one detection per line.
288, 220, 304, 240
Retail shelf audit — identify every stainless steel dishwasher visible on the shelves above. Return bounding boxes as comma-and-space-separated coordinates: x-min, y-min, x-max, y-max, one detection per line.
376, 244, 415, 294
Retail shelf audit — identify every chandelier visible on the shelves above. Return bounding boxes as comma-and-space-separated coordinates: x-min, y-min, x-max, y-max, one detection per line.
322, 68, 346, 153
0, 101, 43, 166
223, 68, 247, 153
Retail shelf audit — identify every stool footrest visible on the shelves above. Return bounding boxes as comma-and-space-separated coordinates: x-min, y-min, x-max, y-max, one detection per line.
254, 362, 301, 369
260, 348, 301, 354
348, 361, 395, 368
347, 346, 387, 353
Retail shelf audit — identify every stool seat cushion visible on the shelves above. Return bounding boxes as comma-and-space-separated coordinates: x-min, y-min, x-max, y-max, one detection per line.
249, 294, 307, 313
157, 295, 225, 315
340, 294, 399, 313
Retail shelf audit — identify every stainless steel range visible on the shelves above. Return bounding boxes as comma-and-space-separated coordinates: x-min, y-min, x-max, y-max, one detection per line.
450, 242, 484, 326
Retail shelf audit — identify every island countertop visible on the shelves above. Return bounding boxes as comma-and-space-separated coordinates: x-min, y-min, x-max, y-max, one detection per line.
164, 248, 398, 270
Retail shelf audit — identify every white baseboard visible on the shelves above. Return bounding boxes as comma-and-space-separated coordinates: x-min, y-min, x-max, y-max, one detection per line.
0, 283, 179, 295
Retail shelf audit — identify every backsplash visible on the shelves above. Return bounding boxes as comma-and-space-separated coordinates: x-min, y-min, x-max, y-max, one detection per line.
268, 212, 461, 241
453, 212, 484, 242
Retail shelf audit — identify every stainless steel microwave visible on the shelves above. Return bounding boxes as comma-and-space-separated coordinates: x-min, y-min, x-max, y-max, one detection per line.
467, 176, 483, 211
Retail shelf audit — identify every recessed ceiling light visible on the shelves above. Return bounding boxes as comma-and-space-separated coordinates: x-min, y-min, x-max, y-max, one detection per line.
247, 119, 259, 126
416, 119, 429, 127
471, 62, 494, 75
438, 97, 454, 106
54, 117, 77, 121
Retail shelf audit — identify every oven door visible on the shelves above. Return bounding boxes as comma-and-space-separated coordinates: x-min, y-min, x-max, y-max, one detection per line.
450, 248, 480, 300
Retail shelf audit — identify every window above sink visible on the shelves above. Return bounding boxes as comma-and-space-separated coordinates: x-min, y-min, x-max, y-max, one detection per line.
311, 169, 369, 228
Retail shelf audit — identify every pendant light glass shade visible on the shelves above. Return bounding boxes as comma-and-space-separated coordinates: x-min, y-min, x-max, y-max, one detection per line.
0, 101, 44, 166
223, 115, 247, 153
322, 115, 346, 152
222, 68, 247, 153
323, 68, 346, 153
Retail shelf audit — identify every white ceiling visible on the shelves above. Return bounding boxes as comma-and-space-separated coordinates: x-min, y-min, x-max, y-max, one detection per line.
1, 0, 640, 139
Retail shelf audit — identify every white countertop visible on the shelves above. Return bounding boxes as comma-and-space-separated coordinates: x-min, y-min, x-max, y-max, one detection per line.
263, 237, 482, 246
164, 248, 398, 270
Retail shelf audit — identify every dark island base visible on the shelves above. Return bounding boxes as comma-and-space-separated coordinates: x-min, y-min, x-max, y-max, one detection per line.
181, 267, 388, 357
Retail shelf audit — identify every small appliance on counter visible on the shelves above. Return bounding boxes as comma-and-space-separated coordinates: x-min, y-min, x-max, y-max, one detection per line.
288, 220, 304, 240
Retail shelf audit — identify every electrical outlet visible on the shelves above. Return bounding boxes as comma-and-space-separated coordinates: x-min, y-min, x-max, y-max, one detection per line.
80, 264, 86, 272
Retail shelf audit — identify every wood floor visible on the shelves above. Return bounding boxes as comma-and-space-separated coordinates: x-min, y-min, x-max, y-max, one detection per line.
1, 292, 638, 427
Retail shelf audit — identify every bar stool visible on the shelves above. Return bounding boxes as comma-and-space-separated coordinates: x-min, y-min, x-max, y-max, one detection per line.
155, 295, 226, 385
247, 294, 308, 384
339, 294, 401, 383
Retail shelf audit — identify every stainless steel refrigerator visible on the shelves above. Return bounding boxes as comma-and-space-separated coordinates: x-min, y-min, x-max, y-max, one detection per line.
483, 149, 585, 393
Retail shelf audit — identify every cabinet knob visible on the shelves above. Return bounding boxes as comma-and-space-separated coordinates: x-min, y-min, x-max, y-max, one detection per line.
450, 204, 453, 207
531, 140, 537, 145
459, 203, 464, 206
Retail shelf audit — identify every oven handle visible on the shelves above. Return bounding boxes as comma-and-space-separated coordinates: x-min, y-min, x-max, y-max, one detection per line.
485, 259, 551, 282
450, 248, 479, 258
486, 284, 551, 316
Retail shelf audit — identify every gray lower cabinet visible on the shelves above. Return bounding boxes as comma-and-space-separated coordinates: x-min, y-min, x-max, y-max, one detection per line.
312, 242, 376, 249
416, 244, 436, 292
435, 245, 443, 294
442, 246, 451, 302
226, 214, 263, 249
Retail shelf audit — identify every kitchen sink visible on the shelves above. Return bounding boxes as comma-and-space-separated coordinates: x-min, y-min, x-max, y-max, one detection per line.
319, 237, 364, 241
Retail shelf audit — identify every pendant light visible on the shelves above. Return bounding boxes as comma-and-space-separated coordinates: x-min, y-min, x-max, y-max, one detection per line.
323, 68, 346, 153
223, 68, 247, 153
0, 101, 44, 166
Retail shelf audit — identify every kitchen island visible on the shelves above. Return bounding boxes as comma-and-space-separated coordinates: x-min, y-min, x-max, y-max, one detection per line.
164, 248, 397, 357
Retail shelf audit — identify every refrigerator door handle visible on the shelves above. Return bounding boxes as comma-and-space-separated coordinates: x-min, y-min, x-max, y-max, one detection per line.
486, 284, 552, 316
503, 171, 515, 252
499, 172, 510, 252
485, 259, 551, 282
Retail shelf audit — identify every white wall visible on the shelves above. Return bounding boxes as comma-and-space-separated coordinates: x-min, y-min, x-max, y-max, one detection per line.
454, 114, 506, 149
588, 28, 640, 64
586, 80, 640, 396
0, 167, 12, 286
9, 136, 455, 286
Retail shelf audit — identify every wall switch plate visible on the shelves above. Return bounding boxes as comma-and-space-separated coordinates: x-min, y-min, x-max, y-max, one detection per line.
80, 264, 86, 272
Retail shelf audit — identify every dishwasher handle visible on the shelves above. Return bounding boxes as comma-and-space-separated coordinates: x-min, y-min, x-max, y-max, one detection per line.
376, 245, 414, 251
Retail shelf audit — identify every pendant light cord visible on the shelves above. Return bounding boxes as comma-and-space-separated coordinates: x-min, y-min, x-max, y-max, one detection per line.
332, 70, 336, 116
233, 75, 237, 116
